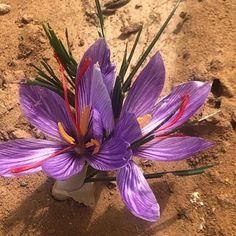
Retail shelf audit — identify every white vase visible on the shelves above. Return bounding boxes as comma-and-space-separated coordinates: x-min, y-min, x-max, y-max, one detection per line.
51, 165, 95, 207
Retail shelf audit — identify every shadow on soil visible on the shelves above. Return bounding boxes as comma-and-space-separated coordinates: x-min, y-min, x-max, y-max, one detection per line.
2, 179, 177, 236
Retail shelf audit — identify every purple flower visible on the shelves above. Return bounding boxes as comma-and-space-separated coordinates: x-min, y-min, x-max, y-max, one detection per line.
0, 39, 130, 180
114, 52, 213, 221
0, 36, 213, 222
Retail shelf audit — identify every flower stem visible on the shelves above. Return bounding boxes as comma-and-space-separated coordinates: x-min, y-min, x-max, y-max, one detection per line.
84, 165, 214, 183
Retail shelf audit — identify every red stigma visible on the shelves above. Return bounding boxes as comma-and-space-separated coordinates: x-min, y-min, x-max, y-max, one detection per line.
75, 58, 92, 135
155, 133, 186, 141
11, 161, 44, 173
157, 93, 190, 132
11, 145, 75, 174
54, 53, 76, 126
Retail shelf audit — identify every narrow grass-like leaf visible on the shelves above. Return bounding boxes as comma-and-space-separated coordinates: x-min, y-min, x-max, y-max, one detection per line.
26, 80, 75, 106
65, 28, 73, 56
26, 79, 62, 94
111, 43, 127, 117
32, 64, 60, 87
121, 26, 142, 83
85, 165, 214, 182
172, 165, 214, 176
118, 42, 128, 82
95, 0, 105, 38
112, 77, 124, 118
112, 28, 142, 117
43, 24, 77, 84
130, 102, 183, 150
40, 61, 61, 84
129, 134, 155, 150
35, 77, 55, 86
122, 0, 181, 92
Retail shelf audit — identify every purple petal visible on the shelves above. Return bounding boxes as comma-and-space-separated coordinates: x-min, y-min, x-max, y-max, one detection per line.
89, 65, 114, 133
91, 109, 103, 142
78, 39, 115, 111
20, 85, 77, 142
87, 137, 131, 171
135, 136, 213, 161
117, 160, 159, 221
0, 139, 64, 177
122, 52, 165, 117
115, 111, 142, 144
80, 38, 115, 95
42, 152, 85, 181
143, 81, 211, 135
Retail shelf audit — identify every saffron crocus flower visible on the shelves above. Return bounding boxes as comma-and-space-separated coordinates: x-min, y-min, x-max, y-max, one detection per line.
114, 52, 213, 221
0, 39, 130, 180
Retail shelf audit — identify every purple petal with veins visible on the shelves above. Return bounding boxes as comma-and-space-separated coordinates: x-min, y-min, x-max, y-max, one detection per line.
122, 52, 165, 118
142, 81, 212, 136
117, 160, 160, 221
135, 136, 213, 161
20, 85, 77, 142
42, 152, 85, 181
78, 39, 115, 113
87, 137, 131, 171
0, 139, 65, 177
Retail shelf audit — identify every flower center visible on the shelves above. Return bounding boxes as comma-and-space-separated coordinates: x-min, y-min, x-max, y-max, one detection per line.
79, 106, 91, 137
58, 122, 75, 145
58, 106, 101, 155
85, 139, 101, 155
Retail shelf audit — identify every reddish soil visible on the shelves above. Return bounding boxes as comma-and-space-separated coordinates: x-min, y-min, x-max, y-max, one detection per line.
0, 0, 236, 235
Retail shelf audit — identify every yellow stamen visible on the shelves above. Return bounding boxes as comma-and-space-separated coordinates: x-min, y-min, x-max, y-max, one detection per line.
85, 139, 101, 154
58, 122, 75, 144
137, 114, 152, 128
80, 106, 91, 137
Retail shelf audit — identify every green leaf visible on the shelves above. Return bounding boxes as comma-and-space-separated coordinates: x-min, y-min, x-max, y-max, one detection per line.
95, 0, 105, 38
118, 42, 128, 83
111, 27, 142, 118
26, 80, 75, 106
120, 26, 142, 86
130, 101, 183, 150
65, 28, 73, 57
122, 0, 181, 92
172, 165, 214, 176
111, 43, 127, 117
85, 165, 214, 182
42, 24, 77, 84
32, 64, 60, 87
112, 76, 124, 118
129, 135, 155, 150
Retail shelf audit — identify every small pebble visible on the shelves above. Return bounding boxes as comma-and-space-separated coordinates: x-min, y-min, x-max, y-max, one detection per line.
183, 51, 190, 59
11, 129, 31, 139
0, 75, 5, 88
141, 159, 153, 167
78, 38, 85, 47
8, 60, 17, 67
0, 3, 11, 15
179, 11, 187, 19
106, 182, 116, 190
21, 14, 33, 24
135, 4, 142, 9
20, 182, 28, 187
38, 36, 47, 44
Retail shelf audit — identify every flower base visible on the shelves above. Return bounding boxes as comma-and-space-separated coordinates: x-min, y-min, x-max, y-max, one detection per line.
51, 165, 95, 207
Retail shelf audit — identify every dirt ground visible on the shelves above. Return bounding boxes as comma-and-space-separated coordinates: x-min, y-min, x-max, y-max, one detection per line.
0, 0, 236, 235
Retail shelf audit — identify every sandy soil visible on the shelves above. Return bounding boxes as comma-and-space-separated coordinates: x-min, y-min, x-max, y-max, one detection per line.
0, 0, 236, 235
